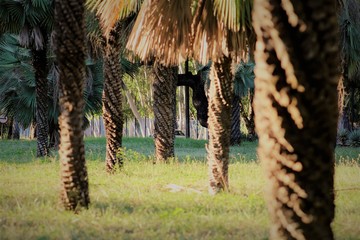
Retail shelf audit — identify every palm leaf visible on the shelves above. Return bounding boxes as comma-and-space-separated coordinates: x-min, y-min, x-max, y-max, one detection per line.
86, 0, 141, 37
339, 0, 360, 80
191, 0, 252, 64
233, 60, 255, 97
126, 0, 192, 66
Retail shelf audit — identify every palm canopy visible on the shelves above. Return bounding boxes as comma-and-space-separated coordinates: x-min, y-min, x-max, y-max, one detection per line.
0, 0, 54, 49
87, 0, 254, 66
339, 0, 360, 81
0, 34, 103, 128
86, 0, 141, 38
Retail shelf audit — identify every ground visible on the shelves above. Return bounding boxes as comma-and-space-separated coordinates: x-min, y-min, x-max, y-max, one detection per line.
0, 137, 359, 239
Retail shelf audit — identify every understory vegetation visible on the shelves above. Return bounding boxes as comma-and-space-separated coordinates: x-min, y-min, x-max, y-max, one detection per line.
0, 138, 359, 240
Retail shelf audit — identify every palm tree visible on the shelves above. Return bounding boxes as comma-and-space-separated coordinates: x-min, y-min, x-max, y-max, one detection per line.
0, 0, 54, 156
338, 0, 360, 131
54, 0, 89, 210
87, 4, 143, 171
100, 16, 135, 172
252, 0, 340, 238
231, 61, 255, 145
152, 64, 178, 162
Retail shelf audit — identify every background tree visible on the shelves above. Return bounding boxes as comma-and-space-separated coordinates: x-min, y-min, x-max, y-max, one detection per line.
338, 0, 360, 131
0, 34, 103, 148
0, 0, 54, 156
54, 0, 89, 210
253, 0, 340, 238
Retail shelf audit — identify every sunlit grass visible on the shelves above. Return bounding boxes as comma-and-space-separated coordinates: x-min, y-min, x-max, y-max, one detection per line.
0, 137, 359, 239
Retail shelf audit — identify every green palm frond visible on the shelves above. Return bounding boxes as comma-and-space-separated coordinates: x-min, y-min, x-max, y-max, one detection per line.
213, 0, 253, 32
0, 0, 54, 49
339, 0, 360, 80
120, 57, 139, 78
86, 0, 141, 37
0, 33, 104, 128
234, 60, 254, 97
86, 10, 104, 57
126, 0, 192, 66
84, 59, 103, 117
200, 60, 254, 98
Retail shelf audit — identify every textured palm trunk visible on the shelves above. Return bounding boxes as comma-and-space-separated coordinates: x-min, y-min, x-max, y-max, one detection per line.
230, 95, 241, 146
32, 46, 49, 157
253, 0, 339, 239
207, 57, 233, 194
152, 64, 178, 163
240, 92, 256, 139
55, 0, 89, 211
102, 23, 124, 173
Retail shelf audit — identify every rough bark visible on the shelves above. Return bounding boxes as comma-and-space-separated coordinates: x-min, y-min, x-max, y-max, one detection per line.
32, 44, 49, 157
152, 64, 178, 163
102, 24, 124, 173
253, 0, 339, 239
240, 92, 256, 139
207, 56, 233, 194
102, 16, 134, 172
230, 95, 241, 146
55, 0, 89, 211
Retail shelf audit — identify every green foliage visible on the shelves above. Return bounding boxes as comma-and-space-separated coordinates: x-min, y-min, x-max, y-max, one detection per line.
0, 34, 35, 127
123, 66, 153, 119
348, 129, 360, 147
339, 0, 360, 80
234, 61, 255, 98
0, 0, 54, 49
0, 34, 103, 128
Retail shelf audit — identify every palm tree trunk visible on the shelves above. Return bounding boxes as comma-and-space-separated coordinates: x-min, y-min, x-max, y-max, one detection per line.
32, 46, 49, 157
240, 92, 256, 140
207, 56, 233, 194
230, 95, 241, 146
253, 1, 339, 239
55, 0, 89, 211
12, 120, 20, 140
152, 64, 178, 163
102, 16, 134, 172
102, 24, 124, 173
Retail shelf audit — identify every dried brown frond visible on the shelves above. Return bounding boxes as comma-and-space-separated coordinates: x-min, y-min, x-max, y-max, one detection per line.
126, 0, 192, 66
191, 0, 252, 64
86, 0, 141, 38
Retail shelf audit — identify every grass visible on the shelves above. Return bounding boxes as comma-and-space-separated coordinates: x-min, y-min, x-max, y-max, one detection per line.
0, 137, 359, 239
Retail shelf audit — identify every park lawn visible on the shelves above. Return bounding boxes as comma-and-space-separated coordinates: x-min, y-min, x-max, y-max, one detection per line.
0, 137, 359, 240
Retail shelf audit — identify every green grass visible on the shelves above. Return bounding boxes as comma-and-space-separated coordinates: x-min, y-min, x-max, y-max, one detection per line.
0, 137, 359, 239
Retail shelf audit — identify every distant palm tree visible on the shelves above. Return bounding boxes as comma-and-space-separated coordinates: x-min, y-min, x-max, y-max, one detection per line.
338, 0, 360, 131
152, 64, 178, 163
0, 0, 54, 156
54, 0, 89, 210
100, 16, 136, 172
231, 61, 255, 145
253, 0, 340, 238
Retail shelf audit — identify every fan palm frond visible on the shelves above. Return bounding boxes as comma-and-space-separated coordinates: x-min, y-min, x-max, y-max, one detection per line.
234, 60, 254, 97
86, 0, 141, 38
192, 0, 253, 64
339, 0, 360, 80
126, 0, 192, 66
